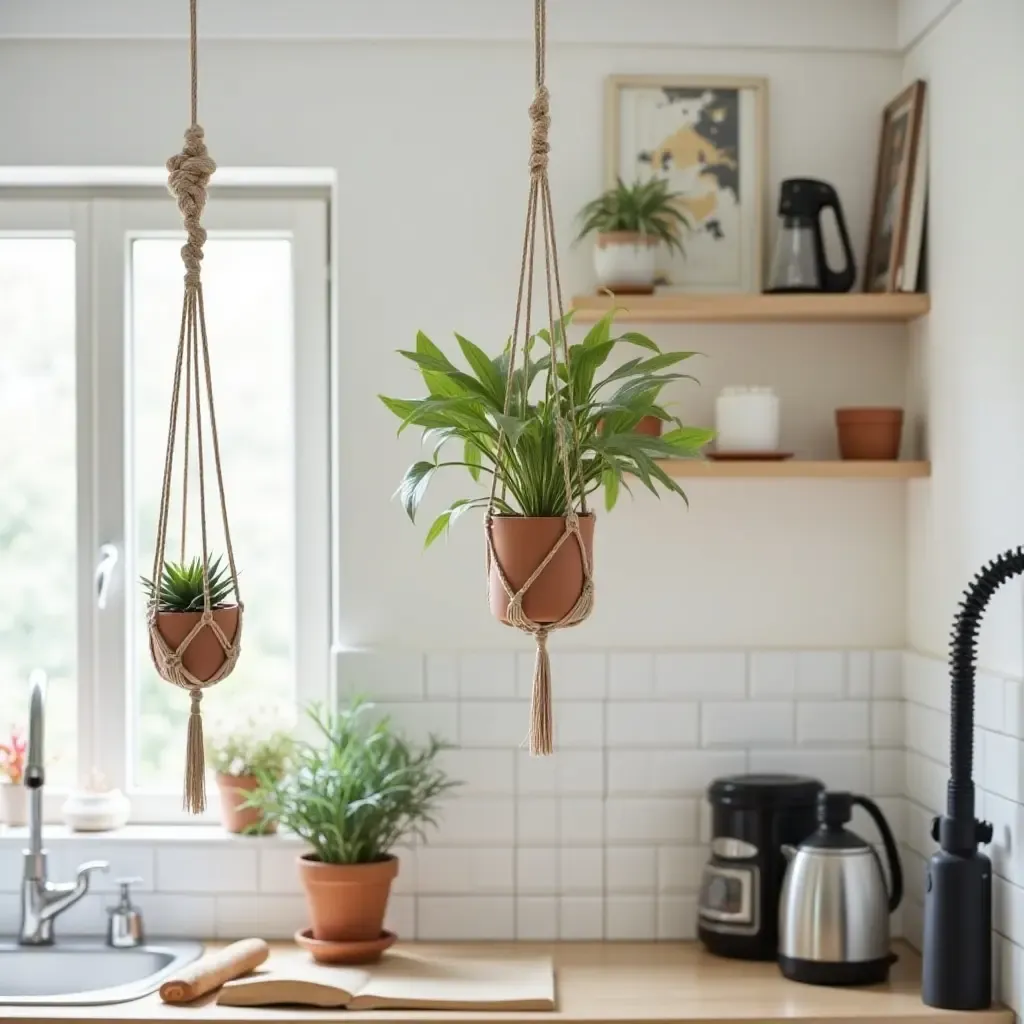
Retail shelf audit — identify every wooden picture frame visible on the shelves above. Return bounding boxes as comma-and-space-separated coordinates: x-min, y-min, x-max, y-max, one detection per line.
864, 80, 927, 293
604, 75, 768, 294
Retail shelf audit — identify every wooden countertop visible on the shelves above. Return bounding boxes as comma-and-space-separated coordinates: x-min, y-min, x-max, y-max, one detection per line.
4, 941, 1009, 1024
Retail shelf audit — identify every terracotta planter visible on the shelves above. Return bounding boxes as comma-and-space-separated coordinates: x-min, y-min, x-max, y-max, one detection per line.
488, 514, 595, 625
298, 854, 399, 942
593, 232, 659, 294
216, 773, 275, 835
836, 407, 904, 460
0, 782, 27, 827
634, 415, 661, 437
152, 605, 239, 682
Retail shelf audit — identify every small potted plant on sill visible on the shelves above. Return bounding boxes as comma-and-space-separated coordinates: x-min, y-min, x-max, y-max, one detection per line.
141, 554, 239, 683
0, 727, 27, 827
379, 310, 713, 625
245, 698, 458, 960
576, 177, 691, 295
207, 715, 293, 835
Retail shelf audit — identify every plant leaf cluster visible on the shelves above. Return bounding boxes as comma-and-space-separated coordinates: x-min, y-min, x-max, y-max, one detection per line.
140, 554, 235, 612
575, 177, 692, 256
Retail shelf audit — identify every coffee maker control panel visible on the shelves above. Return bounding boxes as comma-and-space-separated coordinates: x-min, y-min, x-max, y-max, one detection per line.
710, 837, 758, 860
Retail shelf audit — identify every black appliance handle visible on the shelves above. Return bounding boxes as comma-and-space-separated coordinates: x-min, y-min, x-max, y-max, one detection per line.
813, 183, 857, 293
853, 794, 903, 913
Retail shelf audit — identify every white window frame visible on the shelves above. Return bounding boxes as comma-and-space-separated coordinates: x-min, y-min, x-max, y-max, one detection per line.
0, 193, 332, 823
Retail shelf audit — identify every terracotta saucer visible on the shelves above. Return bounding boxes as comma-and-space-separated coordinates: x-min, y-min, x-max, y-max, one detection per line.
707, 450, 794, 461
294, 928, 397, 965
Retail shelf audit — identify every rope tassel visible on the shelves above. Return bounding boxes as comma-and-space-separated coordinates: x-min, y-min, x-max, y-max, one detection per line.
529, 631, 554, 755
184, 688, 207, 813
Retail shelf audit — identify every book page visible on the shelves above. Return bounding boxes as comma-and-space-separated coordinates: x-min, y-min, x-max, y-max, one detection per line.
349, 951, 555, 1011
217, 957, 369, 1008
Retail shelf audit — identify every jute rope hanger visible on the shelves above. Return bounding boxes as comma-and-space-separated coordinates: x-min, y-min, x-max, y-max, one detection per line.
484, 0, 594, 757
147, 0, 243, 813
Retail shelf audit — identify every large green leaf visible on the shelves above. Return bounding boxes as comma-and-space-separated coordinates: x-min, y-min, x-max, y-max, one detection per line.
395, 461, 437, 522
464, 438, 483, 482
456, 334, 505, 404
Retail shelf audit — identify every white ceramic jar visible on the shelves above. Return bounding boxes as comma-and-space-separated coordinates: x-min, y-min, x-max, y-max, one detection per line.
61, 788, 130, 832
0, 782, 27, 827
593, 232, 659, 293
714, 386, 781, 451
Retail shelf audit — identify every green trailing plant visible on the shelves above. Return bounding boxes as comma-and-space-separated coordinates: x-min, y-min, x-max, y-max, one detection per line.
207, 717, 294, 779
379, 310, 714, 546
576, 177, 691, 256
244, 699, 459, 864
140, 554, 235, 612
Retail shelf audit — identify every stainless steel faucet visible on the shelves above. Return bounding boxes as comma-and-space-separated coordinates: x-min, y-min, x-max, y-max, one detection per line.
19, 671, 109, 945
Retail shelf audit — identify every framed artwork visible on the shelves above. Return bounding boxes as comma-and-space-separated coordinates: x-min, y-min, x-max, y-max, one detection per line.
605, 75, 768, 294
865, 80, 927, 293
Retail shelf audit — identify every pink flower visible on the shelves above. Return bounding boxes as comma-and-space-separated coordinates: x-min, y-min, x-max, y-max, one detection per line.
0, 729, 27, 785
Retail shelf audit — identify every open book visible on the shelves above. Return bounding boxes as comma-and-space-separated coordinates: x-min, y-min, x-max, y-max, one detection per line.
217, 950, 556, 1011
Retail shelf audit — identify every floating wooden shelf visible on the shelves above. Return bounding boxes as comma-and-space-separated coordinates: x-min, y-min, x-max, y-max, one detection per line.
572, 292, 930, 324
657, 459, 931, 479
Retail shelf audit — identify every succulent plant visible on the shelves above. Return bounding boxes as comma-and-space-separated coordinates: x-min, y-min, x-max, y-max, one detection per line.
141, 554, 235, 613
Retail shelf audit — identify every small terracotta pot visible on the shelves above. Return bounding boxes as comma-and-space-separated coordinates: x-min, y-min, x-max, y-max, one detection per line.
152, 606, 239, 682
634, 415, 662, 437
298, 854, 399, 942
216, 773, 275, 835
0, 782, 27, 827
488, 514, 595, 625
835, 407, 904, 460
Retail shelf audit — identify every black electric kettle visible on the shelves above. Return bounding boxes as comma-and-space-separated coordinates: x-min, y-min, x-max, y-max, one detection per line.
766, 178, 856, 293
778, 791, 903, 986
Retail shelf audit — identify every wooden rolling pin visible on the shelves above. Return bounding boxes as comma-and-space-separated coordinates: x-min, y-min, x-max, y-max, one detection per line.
160, 938, 270, 1004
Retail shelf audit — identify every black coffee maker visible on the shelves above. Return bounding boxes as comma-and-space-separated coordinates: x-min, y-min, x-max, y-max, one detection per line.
766, 178, 856, 293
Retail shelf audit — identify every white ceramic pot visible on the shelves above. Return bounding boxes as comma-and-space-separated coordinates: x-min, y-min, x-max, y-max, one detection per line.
0, 782, 28, 827
593, 232, 659, 294
715, 386, 781, 451
61, 788, 130, 832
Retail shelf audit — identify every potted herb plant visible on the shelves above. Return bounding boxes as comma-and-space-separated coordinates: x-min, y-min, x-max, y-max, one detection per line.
246, 699, 457, 947
207, 716, 293, 834
379, 310, 713, 624
0, 728, 27, 827
576, 177, 691, 294
141, 554, 239, 683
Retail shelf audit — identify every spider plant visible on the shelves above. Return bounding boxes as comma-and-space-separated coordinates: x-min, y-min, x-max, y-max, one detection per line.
379, 309, 714, 546
576, 177, 692, 256
140, 554, 235, 612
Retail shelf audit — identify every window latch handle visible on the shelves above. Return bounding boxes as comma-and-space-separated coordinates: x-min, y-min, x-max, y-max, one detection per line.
95, 543, 119, 611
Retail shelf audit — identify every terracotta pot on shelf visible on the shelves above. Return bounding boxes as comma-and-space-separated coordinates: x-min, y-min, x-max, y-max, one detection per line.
216, 773, 276, 835
835, 407, 904, 460
593, 232, 659, 294
298, 854, 399, 942
152, 606, 239, 682
598, 415, 661, 437
488, 514, 595, 625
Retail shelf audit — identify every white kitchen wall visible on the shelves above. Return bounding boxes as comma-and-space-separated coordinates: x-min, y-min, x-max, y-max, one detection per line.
0, 646, 905, 941
0, 3, 906, 652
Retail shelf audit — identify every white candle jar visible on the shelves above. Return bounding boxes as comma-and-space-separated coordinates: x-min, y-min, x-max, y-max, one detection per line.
715, 387, 781, 451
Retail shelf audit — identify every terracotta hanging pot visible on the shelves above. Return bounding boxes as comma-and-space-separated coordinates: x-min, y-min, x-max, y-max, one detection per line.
593, 231, 659, 294
298, 854, 399, 942
835, 407, 904, 460
634, 415, 661, 437
216, 773, 275, 835
488, 514, 595, 625
151, 606, 240, 683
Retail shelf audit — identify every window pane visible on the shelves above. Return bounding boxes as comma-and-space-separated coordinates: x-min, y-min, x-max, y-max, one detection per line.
0, 238, 77, 787
129, 238, 295, 789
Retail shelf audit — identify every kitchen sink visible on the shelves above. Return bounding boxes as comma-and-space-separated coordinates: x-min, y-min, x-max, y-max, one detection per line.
0, 938, 204, 1005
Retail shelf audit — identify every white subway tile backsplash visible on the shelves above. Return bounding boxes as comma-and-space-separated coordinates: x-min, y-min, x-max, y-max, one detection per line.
657, 847, 706, 893
517, 797, 559, 845
336, 650, 423, 700
385, 895, 416, 937
259, 845, 305, 894
435, 797, 515, 845
608, 652, 654, 699
749, 652, 796, 698
607, 701, 698, 748
905, 703, 949, 764
1006, 680, 1023, 739
872, 650, 903, 699
976, 671, 1007, 733
377, 701, 459, 745
515, 750, 605, 796
872, 701, 904, 747
51, 843, 154, 893
606, 847, 655, 893
440, 748, 515, 795
516, 848, 558, 894
556, 702, 605, 749
872, 749, 905, 797
796, 701, 869, 745
460, 701, 528, 748
417, 847, 513, 893
749, 749, 871, 792
608, 750, 745, 795
606, 895, 655, 939
847, 652, 872, 698
559, 848, 603, 893
215, 895, 261, 938
654, 652, 746, 700
520, 652, 606, 701
657, 895, 697, 940
156, 845, 257, 893
460, 652, 517, 699
516, 896, 558, 939
425, 653, 459, 698
983, 731, 1022, 802
560, 798, 604, 844
417, 896, 514, 940
606, 798, 698, 844
0, 846, 22, 893
139, 893, 216, 937
701, 702, 793, 747
560, 896, 604, 939
795, 651, 845, 697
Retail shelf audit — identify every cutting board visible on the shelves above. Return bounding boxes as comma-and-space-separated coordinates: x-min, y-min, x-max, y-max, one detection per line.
217, 949, 556, 1011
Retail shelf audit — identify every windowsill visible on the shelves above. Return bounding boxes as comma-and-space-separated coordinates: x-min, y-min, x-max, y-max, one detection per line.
0, 823, 307, 847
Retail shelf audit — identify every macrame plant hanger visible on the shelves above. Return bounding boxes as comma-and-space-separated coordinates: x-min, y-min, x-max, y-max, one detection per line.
147, 0, 242, 813
485, 0, 593, 756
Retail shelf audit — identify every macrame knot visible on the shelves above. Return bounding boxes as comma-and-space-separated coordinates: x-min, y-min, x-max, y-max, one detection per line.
189, 688, 203, 714
166, 124, 216, 289
565, 511, 580, 531
529, 86, 550, 177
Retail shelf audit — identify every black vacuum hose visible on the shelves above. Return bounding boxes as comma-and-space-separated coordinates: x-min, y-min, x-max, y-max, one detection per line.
946, 545, 1024, 829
